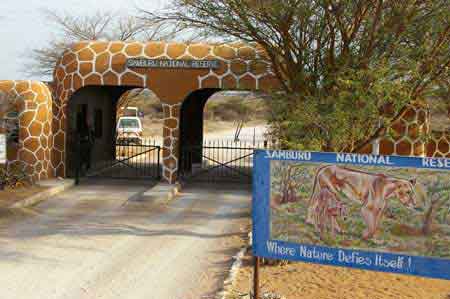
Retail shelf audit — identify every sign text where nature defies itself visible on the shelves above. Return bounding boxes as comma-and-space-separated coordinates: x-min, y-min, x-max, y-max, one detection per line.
126, 58, 221, 70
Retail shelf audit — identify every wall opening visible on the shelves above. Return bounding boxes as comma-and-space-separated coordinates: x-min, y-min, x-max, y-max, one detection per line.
179, 89, 270, 183
66, 85, 164, 180
66, 86, 127, 177
116, 88, 164, 146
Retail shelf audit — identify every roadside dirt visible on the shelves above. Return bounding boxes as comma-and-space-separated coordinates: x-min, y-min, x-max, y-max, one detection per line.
228, 246, 450, 299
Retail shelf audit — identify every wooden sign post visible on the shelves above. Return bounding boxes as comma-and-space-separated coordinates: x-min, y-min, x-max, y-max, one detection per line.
253, 256, 260, 299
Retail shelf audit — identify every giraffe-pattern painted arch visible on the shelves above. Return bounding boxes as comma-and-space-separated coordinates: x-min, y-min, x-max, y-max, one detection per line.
53, 41, 280, 183
0, 80, 53, 181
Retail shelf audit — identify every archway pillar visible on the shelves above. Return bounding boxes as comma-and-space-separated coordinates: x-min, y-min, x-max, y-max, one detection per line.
0, 81, 54, 182
162, 103, 181, 184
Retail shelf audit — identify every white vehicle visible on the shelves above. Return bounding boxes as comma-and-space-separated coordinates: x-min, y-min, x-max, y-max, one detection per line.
119, 106, 139, 118
116, 116, 143, 144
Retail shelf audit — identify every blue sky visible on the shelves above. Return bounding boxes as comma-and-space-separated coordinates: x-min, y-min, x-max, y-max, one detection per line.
0, 0, 168, 81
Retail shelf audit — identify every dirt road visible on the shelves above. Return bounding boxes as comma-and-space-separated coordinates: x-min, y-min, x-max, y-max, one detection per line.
0, 180, 250, 299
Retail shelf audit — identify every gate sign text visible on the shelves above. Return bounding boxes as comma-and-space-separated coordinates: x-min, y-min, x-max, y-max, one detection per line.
127, 58, 220, 70
0, 134, 6, 164
253, 150, 450, 280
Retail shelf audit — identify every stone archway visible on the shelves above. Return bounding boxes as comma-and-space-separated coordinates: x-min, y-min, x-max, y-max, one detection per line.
52, 41, 280, 183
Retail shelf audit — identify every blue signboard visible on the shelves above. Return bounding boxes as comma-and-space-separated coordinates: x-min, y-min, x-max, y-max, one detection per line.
252, 150, 450, 280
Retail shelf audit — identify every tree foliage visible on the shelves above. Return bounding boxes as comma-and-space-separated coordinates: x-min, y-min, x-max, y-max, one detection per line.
25, 10, 176, 78
143, 0, 450, 151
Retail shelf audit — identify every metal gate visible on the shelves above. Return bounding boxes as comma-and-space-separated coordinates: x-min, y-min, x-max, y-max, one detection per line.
86, 140, 161, 180
179, 140, 268, 184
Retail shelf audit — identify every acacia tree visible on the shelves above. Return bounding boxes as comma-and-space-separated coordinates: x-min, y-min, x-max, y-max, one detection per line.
25, 10, 176, 78
142, 0, 450, 151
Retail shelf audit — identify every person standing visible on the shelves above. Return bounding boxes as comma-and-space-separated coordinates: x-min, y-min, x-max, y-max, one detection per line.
78, 117, 94, 174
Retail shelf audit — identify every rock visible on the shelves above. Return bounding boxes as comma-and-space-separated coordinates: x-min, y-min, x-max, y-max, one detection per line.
262, 292, 286, 299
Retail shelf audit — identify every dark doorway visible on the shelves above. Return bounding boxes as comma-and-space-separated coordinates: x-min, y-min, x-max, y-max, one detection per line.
66, 86, 162, 179
179, 88, 220, 166
178, 89, 271, 184
66, 85, 162, 180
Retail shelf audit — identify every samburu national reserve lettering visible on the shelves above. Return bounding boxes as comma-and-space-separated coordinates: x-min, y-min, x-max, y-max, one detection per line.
336, 153, 394, 165
264, 150, 311, 161
126, 58, 221, 69
422, 157, 450, 169
264, 151, 396, 166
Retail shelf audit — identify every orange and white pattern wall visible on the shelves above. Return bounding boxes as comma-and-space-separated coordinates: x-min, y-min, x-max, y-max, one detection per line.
52, 41, 278, 183
0, 41, 448, 183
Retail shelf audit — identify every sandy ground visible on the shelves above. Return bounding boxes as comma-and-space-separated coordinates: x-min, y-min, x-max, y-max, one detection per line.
204, 123, 268, 142
204, 120, 268, 136
142, 121, 268, 144
228, 248, 450, 299
0, 179, 250, 299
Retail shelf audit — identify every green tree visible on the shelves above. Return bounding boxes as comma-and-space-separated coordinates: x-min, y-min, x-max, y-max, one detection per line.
143, 0, 450, 151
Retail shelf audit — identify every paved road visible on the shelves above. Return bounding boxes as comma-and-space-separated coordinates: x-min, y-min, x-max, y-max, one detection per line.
0, 179, 251, 299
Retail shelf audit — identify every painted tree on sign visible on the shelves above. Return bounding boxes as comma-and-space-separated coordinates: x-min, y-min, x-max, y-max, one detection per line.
271, 162, 310, 207
422, 178, 450, 236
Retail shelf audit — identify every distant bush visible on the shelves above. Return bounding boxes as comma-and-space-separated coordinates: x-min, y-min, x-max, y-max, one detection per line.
119, 90, 269, 123
204, 96, 267, 122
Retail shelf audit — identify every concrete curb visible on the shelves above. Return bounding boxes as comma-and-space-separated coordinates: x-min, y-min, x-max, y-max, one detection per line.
216, 231, 252, 299
134, 182, 182, 205
11, 179, 75, 209
217, 246, 248, 299
219, 232, 287, 299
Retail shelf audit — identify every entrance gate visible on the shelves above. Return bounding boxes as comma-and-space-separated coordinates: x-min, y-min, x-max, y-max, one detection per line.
86, 140, 161, 180
179, 140, 269, 184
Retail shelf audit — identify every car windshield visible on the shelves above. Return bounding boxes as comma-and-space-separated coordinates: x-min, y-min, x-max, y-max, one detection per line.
118, 119, 139, 129
123, 109, 137, 117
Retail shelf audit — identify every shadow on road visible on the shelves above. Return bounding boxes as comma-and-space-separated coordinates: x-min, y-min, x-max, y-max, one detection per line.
0, 178, 251, 264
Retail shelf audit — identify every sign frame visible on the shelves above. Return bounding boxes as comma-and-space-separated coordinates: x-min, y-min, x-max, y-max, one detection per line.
252, 150, 450, 281
0, 134, 6, 164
